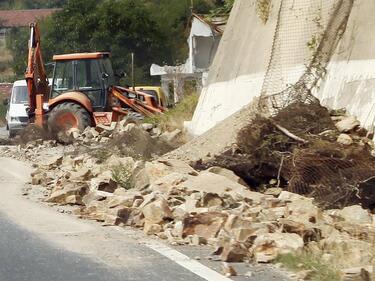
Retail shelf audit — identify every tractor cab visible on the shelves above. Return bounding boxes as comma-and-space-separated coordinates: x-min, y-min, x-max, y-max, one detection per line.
50, 52, 115, 111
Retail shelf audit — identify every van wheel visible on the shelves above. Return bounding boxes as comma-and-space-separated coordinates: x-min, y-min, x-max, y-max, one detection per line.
48, 102, 91, 136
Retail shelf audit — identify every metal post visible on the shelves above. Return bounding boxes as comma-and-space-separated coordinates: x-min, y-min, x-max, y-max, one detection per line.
131, 52, 135, 91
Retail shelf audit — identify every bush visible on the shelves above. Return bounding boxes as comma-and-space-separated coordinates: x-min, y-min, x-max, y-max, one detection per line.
111, 163, 133, 190
145, 92, 199, 131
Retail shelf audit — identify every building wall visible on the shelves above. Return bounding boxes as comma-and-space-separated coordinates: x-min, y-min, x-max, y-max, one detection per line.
188, 0, 375, 136
187, 0, 278, 135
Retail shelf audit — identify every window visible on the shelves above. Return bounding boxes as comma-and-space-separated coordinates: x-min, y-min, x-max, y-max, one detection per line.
11, 86, 28, 104
102, 58, 115, 87
138, 90, 159, 105
76, 59, 101, 90
51, 61, 74, 97
76, 59, 103, 107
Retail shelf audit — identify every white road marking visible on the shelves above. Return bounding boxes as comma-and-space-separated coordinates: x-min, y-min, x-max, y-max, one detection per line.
143, 240, 233, 281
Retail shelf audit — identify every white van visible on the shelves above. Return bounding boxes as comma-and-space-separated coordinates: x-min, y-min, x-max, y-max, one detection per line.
6, 80, 29, 138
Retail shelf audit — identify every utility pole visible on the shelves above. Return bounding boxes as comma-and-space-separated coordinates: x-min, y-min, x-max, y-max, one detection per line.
190, 0, 194, 15
131, 52, 135, 91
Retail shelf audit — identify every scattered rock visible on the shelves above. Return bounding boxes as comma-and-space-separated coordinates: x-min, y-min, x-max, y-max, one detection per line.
335, 205, 372, 225
182, 212, 228, 240
142, 197, 173, 224
46, 183, 88, 205
336, 116, 361, 133
221, 241, 248, 262
341, 266, 373, 281
90, 172, 118, 193
337, 133, 354, 145
252, 233, 304, 263
207, 166, 248, 187
160, 129, 182, 143
222, 262, 237, 277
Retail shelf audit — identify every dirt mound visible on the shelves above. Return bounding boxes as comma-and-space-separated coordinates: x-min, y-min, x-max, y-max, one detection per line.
107, 125, 176, 160
18, 124, 53, 144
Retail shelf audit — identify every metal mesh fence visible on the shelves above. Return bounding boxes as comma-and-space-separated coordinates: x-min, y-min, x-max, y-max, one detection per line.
258, 0, 354, 115
285, 151, 375, 209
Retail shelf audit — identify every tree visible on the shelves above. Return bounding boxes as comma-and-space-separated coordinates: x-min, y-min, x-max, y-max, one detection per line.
6, 27, 29, 77
8, 0, 231, 83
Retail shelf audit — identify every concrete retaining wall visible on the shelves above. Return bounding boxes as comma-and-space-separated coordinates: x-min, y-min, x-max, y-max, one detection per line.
188, 0, 375, 136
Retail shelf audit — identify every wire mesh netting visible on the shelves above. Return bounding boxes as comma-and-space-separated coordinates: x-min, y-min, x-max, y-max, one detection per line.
258, 0, 355, 115
248, 0, 375, 208
285, 150, 375, 208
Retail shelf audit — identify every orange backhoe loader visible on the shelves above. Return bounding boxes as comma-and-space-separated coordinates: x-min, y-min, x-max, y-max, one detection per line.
25, 23, 164, 136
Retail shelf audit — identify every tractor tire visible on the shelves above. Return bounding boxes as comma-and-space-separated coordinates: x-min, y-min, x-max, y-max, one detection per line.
48, 102, 91, 137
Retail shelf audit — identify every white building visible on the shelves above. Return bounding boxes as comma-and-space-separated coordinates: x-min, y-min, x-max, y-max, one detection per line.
150, 13, 227, 105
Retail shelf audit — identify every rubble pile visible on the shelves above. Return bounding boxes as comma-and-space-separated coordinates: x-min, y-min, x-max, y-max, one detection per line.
1, 102, 375, 280
0, 120, 183, 162
171, 102, 375, 209
27, 147, 375, 278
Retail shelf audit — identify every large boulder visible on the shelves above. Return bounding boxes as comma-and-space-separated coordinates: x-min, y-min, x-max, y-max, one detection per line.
334, 205, 373, 225
252, 233, 304, 263
46, 182, 88, 205
132, 159, 198, 190
279, 191, 323, 224
207, 166, 248, 187
179, 171, 264, 204
182, 212, 228, 240
336, 116, 361, 133
142, 197, 173, 224
90, 171, 118, 193
39, 155, 63, 170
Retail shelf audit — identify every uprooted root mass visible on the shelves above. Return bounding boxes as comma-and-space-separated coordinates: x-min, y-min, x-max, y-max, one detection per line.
201, 102, 375, 209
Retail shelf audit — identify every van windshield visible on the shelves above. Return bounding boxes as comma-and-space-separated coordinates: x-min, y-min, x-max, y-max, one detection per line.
12, 86, 28, 104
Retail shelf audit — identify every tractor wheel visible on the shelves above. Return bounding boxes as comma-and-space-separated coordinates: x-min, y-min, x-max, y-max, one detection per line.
48, 102, 91, 137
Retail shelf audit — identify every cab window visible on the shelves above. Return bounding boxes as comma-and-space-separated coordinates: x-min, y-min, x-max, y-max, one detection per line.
51, 61, 74, 98
76, 59, 102, 90
75, 59, 103, 107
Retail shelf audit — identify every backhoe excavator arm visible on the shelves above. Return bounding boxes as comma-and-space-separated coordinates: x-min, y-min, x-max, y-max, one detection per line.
25, 23, 49, 127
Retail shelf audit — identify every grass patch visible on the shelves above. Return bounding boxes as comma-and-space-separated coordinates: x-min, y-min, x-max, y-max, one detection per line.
275, 253, 341, 281
145, 92, 199, 131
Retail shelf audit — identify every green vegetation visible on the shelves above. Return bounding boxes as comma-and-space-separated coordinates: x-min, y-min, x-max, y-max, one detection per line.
0, 94, 7, 126
210, 0, 234, 17
6, 0, 233, 83
145, 92, 199, 131
111, 163, 133, 190
256, 0, 271, 24
275, 253, 341, 281
0, 46, 15, 82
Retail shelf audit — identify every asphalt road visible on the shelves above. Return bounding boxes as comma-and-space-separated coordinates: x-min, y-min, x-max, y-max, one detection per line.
0, 157, 291, 281
0, 214, 136, 281
0, 126, 7, 139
